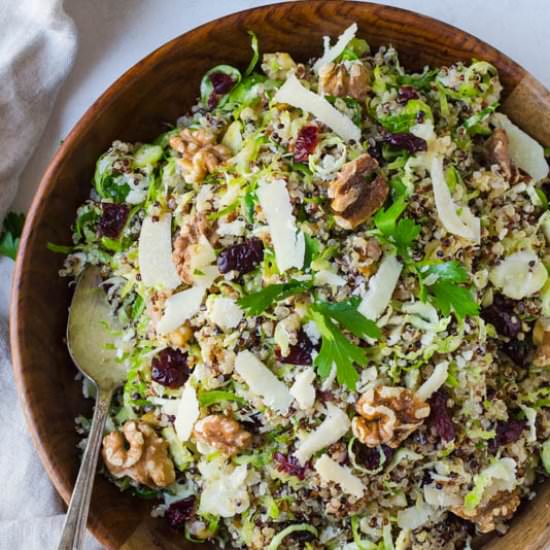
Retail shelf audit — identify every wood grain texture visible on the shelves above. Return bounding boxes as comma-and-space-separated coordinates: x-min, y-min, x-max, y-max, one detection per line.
9, 1, 550, 548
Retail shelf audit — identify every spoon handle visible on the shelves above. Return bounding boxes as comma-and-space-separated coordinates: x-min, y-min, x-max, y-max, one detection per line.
58, 386, 114, 550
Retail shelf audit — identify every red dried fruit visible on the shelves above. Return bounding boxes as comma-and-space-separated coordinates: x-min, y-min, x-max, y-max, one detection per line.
217, 238, 264, 274
274, 452, 308, 480
481, 294, 521, 338
294, 125, 319, 162
166, 496, 195, 529
209, 72, 235, 94
428, 390, 456, 442
207, 72, 236, 109
382, 132, 428, 154
353, 441, 394, 471
489, 419, 526, 452
397, 86, 419, 104
275, 329, 317, 365
151, 348, 190, 388
98, 202, 129, 238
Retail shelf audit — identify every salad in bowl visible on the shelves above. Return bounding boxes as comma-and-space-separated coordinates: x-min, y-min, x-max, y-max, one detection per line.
54, 23, 550, 550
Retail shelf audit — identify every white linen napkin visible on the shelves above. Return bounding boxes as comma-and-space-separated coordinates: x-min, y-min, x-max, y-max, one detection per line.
0, 1, 102, 548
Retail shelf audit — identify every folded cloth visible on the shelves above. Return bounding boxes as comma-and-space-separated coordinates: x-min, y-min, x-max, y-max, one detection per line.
0, 1, 101, 548
0, 0, 77, 222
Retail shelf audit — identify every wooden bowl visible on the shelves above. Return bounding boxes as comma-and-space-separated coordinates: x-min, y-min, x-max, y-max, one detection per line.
10, 1, 550, 548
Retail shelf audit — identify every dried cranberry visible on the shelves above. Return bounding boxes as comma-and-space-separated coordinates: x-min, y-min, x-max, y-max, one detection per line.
397, 86, 419, 104
151, 348, 190, 388
294, 125, 319, 162
274, 452, 308, 480
499, 337, 533, 368
275, 329, 317, 365
98, 202, 129, 238
382, 132, 428, 154
353, 441, 394, 471
481, 294, 521, 338
217, 238, 264, 274
428, 390, 456, 442
489, 419, 526, 452
209, 72, 235, 94
166, 496, 195, 529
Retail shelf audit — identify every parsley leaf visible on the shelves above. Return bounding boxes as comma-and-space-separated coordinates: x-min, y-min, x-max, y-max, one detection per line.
417, 260, 479, 319
0, 212, 25, 260
313, 297, 381, 340
417, 260, 469, 284
310, 299, 379, 390
238, 279, 312, 316
429, 281, 479, 319
392, 218, 421, 260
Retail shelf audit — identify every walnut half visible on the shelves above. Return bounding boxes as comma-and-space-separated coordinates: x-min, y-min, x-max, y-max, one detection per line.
328, 154, 389, 230
102, 421, 175, 488
319, 62, 371, 101
169, 128, 230, 183
352, 386, 430, 448
193, 414, 252, 455
451, 489, 521, 533
172, 214, 211, 285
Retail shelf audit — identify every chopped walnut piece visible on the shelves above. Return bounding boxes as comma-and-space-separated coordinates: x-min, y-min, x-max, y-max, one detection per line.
319, 62, 371, 101
532, 317, 550, 367
451, 489, 521, 533
487, 128, 512, 180
169, 128, 230, 183
172, 214, 211, 285
352, 386, 430, 448
193, 414, 252, 455
328, 154, 389, 229
102, 421, 175, 488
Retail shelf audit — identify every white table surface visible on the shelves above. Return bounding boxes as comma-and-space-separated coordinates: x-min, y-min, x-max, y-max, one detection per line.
2, 0, 550, 317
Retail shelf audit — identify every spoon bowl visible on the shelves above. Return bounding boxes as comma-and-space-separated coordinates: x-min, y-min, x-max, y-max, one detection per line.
58, 266, 127, 550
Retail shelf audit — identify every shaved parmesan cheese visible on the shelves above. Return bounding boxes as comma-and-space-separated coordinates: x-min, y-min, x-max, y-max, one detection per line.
312, 23, 358, 73
314, 269, 346, 287
493, 113, 549, 181
314, 454, 364, 498
490, 250, 548, 299
198, 458, 250, 517
416, 361, 449, 401
257, 179, 305, 272
157, 286, 205, 335
273, 73, 361, 142
290, 367, 316, 409
430, 155, 480, 242
138, 214, 181, 289
235, 351, 293, 413
397, 502, 440, 530
359, 254, 403, 320
294, 403, 351, 465
207, 297, 243, 331
174, 383, 199, 442
423, 483, 462, 507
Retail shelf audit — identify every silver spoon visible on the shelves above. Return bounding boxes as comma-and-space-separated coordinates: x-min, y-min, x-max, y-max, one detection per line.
58, 266, 127, 550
